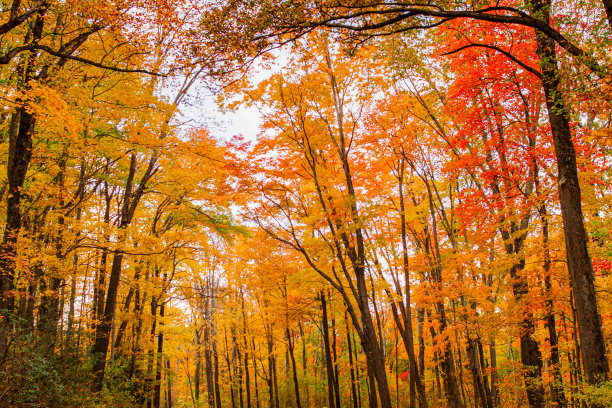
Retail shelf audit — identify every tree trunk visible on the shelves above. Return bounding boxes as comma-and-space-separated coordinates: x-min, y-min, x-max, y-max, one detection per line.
154, 298, 165, 408
489, 340, 499, 406
0, 4, 47, 350
204, 323, 216, 408
321, 292, 337, 408
287, 328, 302, 408
530, 0, 609, 385
346, 312, 360, 408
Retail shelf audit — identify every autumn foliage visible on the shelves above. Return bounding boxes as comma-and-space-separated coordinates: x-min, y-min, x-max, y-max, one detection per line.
0, 1, 611, 408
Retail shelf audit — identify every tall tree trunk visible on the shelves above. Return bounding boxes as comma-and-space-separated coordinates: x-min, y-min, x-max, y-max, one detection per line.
287, 328, 302, 408
424, 182, 463, 408
346, 312, 359, 408
166, 358, 172, 408
252, 338, 260, 408
489, 340, 499, 406
530, 0, 609, 385
266, 331, 275, 408
539, 201, 567, 408
396, 157, 428, 408
204, 322, 215, 408
242, 296, 252, 408
213, 337, 222, 408
331, 314, 341, 408
195, 331, 201, 403
0, 3, 47, 352
467, 338, 492, 408
145, 277, 160, 404
154, 298, 165, 408
321, 292, 337, 408
92, 153, 156, 391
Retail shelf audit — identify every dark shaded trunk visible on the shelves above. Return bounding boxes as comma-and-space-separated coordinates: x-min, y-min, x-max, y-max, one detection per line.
539, 204, 567, 408
195, 337, 201, 402
92, 153, 157, 391
498, 216, 544, 408
489, 341, 499, 406
366, 360, 378, 408
37, 275, 63, 345
242, 297, 251, 408
287, 328, 302, 408
530, 0, 609, 385
355, 267, 392, 408
252, 338, 260, 408
346, 312, 359, 408
603, 0, 612, 28
145, 277, 160, 404
166, 358, 172, 408
424, 182, 463, 408
114, 258, 142, 350
0, 109, 36, 355
204, 323, 215, 408
510, 259, 545, 408
477, 340, 493, 408
213, 338, 222, 408
321, 292, 336, 408
92, 179, 111, 335
417, 309, 425, 380
66, 247, 79, 349
0, 5, 46, 350
331, 315, 341, 408
154, 299, 165, 408
467, 338, 492, 408
129, 267, 148, 380
267, 332, 276, 408
393, 159, 429, 408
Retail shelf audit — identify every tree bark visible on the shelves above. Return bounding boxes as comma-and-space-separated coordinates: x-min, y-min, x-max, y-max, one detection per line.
0, 3, 46, 353
92, 153, 157, 391
530, 0, 609, 385
287, 328, 302, 408
321, 292, 337, 408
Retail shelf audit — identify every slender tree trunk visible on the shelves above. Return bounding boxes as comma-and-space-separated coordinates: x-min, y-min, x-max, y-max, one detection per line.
539, 203, 567, 408
92, 156, 137, 391
242, 297, 252, 408
214, 337, 222, 408
331, 314, 341, 408
346, 312, 359, 408
252, 338, 260, 408
146, 282, 160, 404
321, 291, 337, 408
154, 298, 165, 408
114, 258, 142, 350
396, 159, 429, 408
417, 309, 426, 382
204, 323, 215, 408
477, 340, 493, 408
467, 338, 491, 408
225, 330, 236, 408
195, 333, 201, 403
287, 328, 302, 408
425, 182, 463, 408
166, 358, 172, 408
489, 341, 499, 406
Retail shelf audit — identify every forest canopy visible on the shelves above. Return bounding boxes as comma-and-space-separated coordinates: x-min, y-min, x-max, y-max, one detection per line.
0, 1, 612, 407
